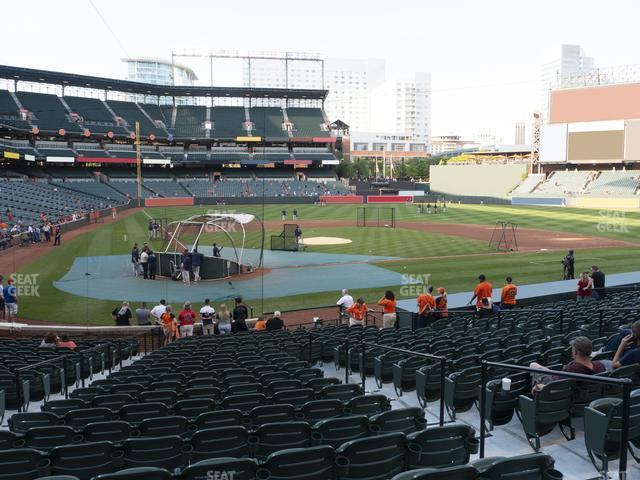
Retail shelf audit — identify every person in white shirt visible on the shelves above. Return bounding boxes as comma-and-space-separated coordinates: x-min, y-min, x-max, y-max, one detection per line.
200, 298, 216, 335
150, 299, 167, 325
140, 249, 149, 279
336, 289, 354, 321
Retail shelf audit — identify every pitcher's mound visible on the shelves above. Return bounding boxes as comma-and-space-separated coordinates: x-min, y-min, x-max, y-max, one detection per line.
303, 236, 352, 246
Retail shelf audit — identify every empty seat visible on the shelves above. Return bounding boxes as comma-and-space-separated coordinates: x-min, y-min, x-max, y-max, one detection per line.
444, 366, 482, 421
344, 395, 391, 416
220, 393, 267, 413
50, 441, 121, 479
335, 432, 407, 480
0, 430, 22, 450
272, 388, 316, 408
24, 426, 81, 451
122, 435, 188, 471
312, 415, 371, 448
306, 377, 341, 393
83, 421, 136, 444
390, 465, 479, 480
246, 404, 296, 428
0, 448, 51, 479
182, 387, 222, 402
65, 408, 113, 428
189, 426, 250, 463
41, 399, 88, 417
70, 387, 105, 402
173, 398, 215, 419
195, 409, 244, 430
138, 415, 193, 438
470, 453, 563, 479
119, 403, 169, 424
91, 466, 172, 480
257, 445, 335, 480
319, 384, 363, 401
298, 399, 344, 423
249, 421, 312, 460
370, 407, 427, 435
180, 457, 258, 480
92, 394, 135, 411
407, 424, 478, 470
9, 411, 61, 434
137, 390, 178, 407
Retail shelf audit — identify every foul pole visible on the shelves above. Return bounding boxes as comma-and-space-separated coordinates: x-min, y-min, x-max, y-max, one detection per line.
135, 121, 142, 207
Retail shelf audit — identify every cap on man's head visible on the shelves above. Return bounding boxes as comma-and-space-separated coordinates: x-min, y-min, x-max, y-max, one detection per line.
478, 274, 486, 281
184, 301, 191, 308
342, 289, 349, 295
506, 276, 513, 283
274, 310, 281, 317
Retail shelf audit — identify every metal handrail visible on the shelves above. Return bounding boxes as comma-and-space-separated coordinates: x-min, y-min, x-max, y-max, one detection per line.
479, 360, 633, 479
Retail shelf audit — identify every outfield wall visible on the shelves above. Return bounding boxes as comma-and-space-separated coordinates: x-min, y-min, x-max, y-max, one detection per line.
430, 164, 527, 198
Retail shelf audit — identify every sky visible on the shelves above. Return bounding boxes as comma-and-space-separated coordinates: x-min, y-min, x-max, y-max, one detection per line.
1, 0, 640, 142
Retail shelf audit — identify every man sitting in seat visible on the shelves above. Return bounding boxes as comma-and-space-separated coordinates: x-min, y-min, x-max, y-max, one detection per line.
612, 320, 640, 369
266, 311, 285, 332
529, 336, 605, 393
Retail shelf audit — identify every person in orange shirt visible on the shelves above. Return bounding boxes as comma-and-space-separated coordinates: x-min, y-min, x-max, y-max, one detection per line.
347, 298, 369, 326
434, 287, 448, 319
468, 274, 493, 317
253, 315, 267, 331
161, 305, 179, 346
416, 286, 436, 328
501, 276, 518, 310
378, 290, 397, 329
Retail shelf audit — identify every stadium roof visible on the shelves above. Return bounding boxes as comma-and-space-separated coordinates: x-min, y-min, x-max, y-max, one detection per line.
0, 65, 328, 100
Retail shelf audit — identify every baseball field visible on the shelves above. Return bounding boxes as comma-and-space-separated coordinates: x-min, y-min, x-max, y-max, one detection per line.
7, 203, 640, 325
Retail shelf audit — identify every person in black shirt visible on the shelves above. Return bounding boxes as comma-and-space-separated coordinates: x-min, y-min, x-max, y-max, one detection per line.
147, 250, 157, 280
232, 297, 249, 332
590, 265, 606, 300
266, 310, 284, 332
112, 301, 132, 326
561, 249, 575, 280
212, 243, 223, 258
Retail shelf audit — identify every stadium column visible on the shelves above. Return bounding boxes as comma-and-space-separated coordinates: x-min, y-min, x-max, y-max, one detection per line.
136, 121, 142, 207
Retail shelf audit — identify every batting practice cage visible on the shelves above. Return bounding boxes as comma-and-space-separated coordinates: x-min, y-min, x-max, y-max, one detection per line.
356, 207, 396, 228
159, 213, 264, 279
271, 223, 300, 251
488, 221, 519, 251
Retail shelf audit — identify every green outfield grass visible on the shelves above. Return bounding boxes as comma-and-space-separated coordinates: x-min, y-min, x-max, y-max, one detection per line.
13, 203, 640, 325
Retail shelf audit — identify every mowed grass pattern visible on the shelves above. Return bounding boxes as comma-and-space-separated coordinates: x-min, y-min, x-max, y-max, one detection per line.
13, 204, 640, 324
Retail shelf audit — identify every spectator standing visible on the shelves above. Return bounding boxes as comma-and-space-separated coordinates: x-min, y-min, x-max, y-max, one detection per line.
434, 287, 448, 319
501, 277, 518, 309
378, 290, 397, 328
266, 311, 285, 332
232, 297, 249, 333
562, 249, 575, 280
346, 298, 368, 326
181, 249, 192, 286
200, 298, 216, 335
4, 278, 17, 322
140, 248, 149, 279
216, 304, 231, 335
590, 266, 606, 300
135, 302, 151, 326
150, 299, 167, 325
178, 301, 196, 337
147, 250, 157, 280
577, 272, 592, 301
0, 275, 5, 321
161, 306, 178, 345
416, 287, 436, 328
148, 221, 154, 240
468, 274, 493, 318
191, 249, 202, 283
131, 243, 140, 277
56, 335, 77, 350
53, 226, 61, 246
42, 223, 51, 242
112, 302, 132, 326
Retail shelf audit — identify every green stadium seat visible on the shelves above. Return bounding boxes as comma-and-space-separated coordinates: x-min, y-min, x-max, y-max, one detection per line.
121, 435, 188, 471
335, 432, 407, 480
312, 415, 370, 448
257, 445, 335, 480
91, 467, 172, 480
189, 426, 250, 463
249, 421, 312, 460
0, 448, 51, 480
50, 441, 121, 479
180, 457, 258, 480
406, 424, 478, 470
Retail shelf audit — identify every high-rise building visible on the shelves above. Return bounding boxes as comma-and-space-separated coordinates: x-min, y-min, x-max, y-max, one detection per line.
540, 44, 596, 119
240, 54, 430, 148
514, 122, 526, 144
124, 58, 197, 86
